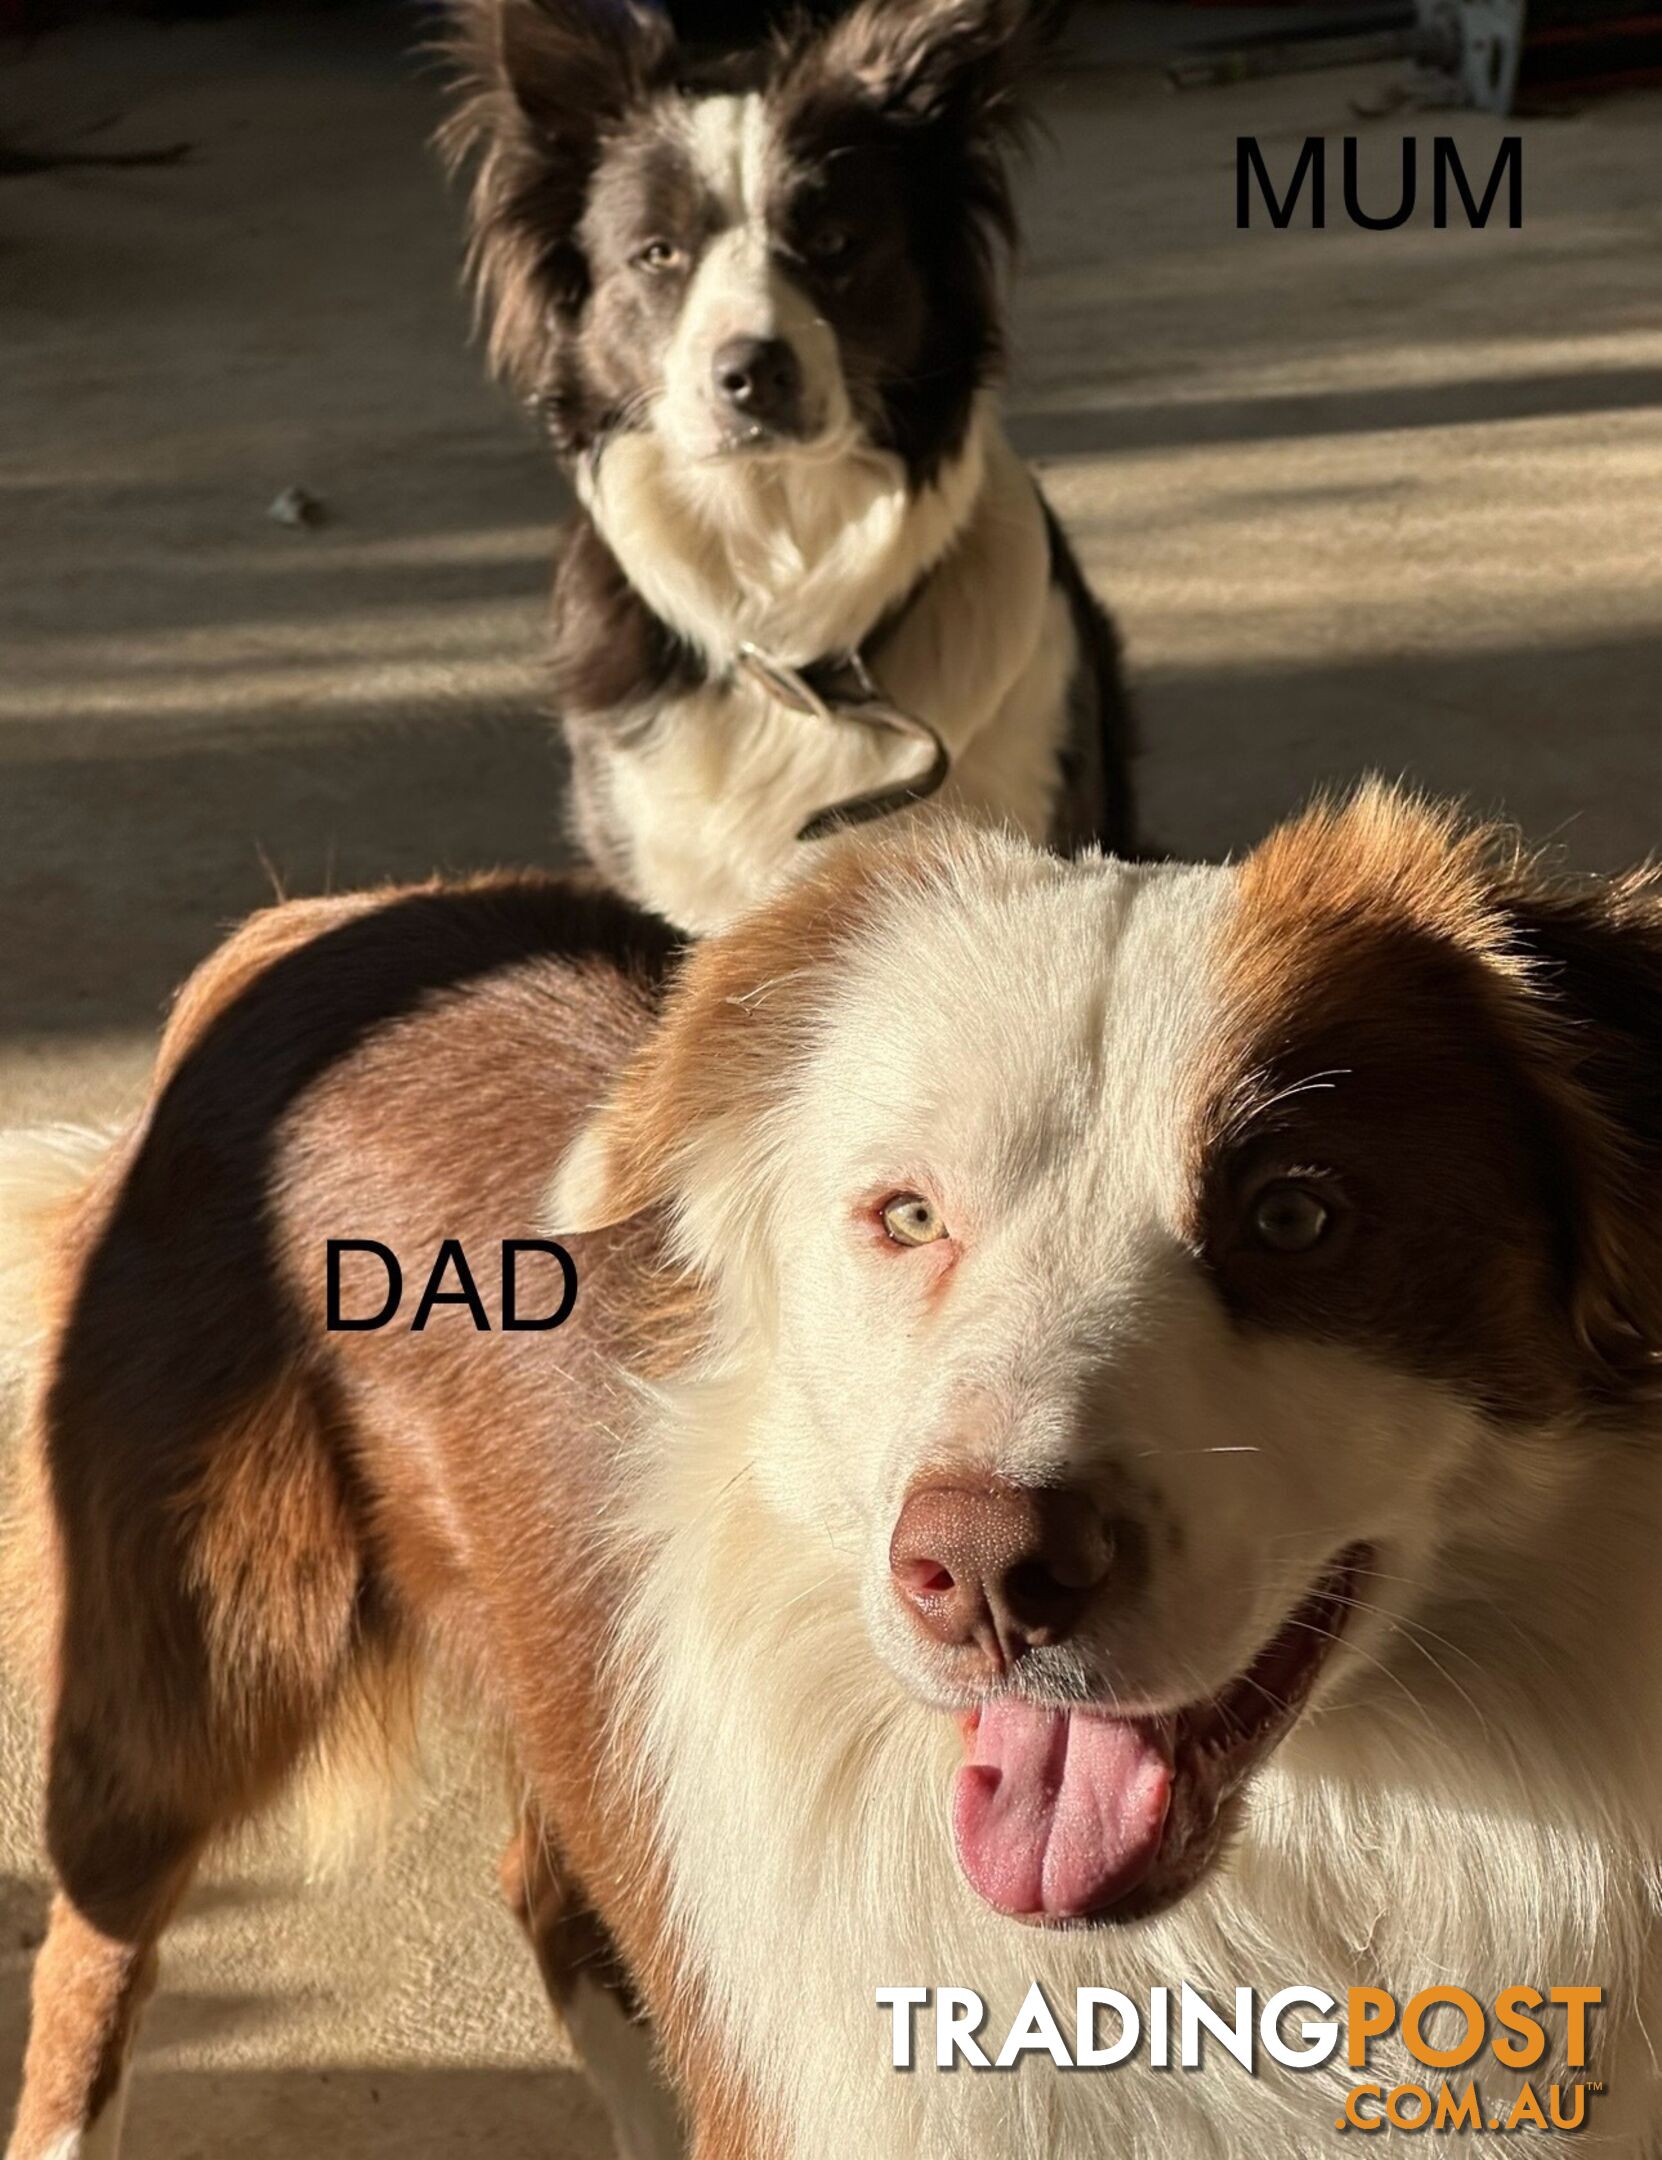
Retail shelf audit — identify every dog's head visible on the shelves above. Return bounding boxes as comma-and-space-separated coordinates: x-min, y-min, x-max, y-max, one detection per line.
442, 0, 1046, 479
550, 790, 1662, 1926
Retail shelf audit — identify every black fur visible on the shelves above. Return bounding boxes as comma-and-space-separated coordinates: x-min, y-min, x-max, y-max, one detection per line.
1041, 499, 1137, 861
442, 0, 1055, 484
440, 0, 680, 449
439, 0, 1139, 914
548, 516, 701, 716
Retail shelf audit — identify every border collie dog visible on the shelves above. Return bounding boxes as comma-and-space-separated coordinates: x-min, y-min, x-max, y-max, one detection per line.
444, 0, 1132, 933
4, 792, 1660, 2158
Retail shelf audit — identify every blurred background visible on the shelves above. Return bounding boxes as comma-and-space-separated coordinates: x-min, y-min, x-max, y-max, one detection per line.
1, 1, 1659, 2152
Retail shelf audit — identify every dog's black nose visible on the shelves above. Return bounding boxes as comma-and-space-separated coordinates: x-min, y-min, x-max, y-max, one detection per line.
712, 335, 803, 435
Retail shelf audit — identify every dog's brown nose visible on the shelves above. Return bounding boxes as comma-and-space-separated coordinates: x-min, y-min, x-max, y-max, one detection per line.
889, 1481, 1114, 1670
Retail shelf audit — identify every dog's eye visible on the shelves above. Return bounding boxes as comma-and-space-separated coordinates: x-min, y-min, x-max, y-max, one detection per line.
880, 1193, 946, 1247
805, 220, 852, 264
633, 239, 685, 274
1249, 1180, 1332, 1254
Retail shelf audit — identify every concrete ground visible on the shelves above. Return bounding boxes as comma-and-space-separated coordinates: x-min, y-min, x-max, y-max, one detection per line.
0, 9, 1658, 2154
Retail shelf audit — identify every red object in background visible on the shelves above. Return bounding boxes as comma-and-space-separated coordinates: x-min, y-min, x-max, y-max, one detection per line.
1519, 8, 1662, 98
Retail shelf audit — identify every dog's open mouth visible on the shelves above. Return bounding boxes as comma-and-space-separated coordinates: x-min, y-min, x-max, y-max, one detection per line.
951, 1545, 1371, 1925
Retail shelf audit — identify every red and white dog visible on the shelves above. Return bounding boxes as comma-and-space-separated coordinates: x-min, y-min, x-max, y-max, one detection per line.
2, 788, 1660, 2157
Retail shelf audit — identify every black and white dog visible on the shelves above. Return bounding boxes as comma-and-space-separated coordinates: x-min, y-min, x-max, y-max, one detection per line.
445, 0, 1133, 933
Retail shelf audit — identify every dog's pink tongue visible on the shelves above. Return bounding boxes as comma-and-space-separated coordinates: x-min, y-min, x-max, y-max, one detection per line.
953, 1704, 1171, 1919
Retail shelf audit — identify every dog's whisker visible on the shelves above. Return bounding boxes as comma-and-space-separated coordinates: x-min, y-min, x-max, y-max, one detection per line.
1338, 1565, 1545, 1661
1129, 1443, 1262, 1461
1320, 1596, 1497, 1742
1279, 1616, 1452, 1743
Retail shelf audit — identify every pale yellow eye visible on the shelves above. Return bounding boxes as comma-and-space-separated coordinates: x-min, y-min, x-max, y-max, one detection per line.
880, 1193, 946, 1247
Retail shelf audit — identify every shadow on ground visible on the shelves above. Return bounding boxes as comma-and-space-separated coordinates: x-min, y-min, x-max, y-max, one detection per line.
1135, 624, 1662, 872
0, 1869, 609, 2157
0, 706, 574, 1039
1011, 361, 1662, 458
5, 617, 1654, 1046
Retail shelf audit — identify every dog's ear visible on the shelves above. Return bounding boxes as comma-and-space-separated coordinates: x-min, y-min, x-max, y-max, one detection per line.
1497, 863, 1662, 1407
439, 0, 675, 412
544, 840, 930, 1254
488, 0, 671, 130
542, 936, 761, 1240
802, 0, 1055, 139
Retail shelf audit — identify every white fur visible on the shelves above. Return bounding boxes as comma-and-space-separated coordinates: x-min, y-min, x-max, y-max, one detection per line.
567, 82, 1096, 934
657, 96, 849, 463
583, 413, 1066, 933
26, 2070, 129, 2160
581, 396, 991, 675
582, 837, 1662, 2155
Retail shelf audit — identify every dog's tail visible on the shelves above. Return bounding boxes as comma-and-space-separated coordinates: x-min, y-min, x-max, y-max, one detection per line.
0, 1123, 115, 1704
0, 1123, 112, 1377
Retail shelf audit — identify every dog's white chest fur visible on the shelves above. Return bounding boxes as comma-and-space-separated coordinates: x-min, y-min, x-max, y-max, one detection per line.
581, 413, 986, 673
626, 1428, 1662, 2159
576, 415, 1076, 933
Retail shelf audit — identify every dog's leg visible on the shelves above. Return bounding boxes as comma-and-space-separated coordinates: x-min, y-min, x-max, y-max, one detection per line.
5, 1320, 380, 2160
502, 1816, 684, 2160
7, 1835, 198, 2160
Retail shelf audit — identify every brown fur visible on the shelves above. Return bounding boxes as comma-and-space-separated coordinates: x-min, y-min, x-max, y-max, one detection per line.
10, 800, 1659, 2156
4, 871, 780, 2158
501, 1812, 640, 2018
1199, 785, 1662, 1422
558, 830, 917, 1229
10, 1896, 167, 2156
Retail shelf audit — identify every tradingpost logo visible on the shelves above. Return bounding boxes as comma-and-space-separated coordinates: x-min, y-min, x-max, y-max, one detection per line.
877, 1981, 1604, 2134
